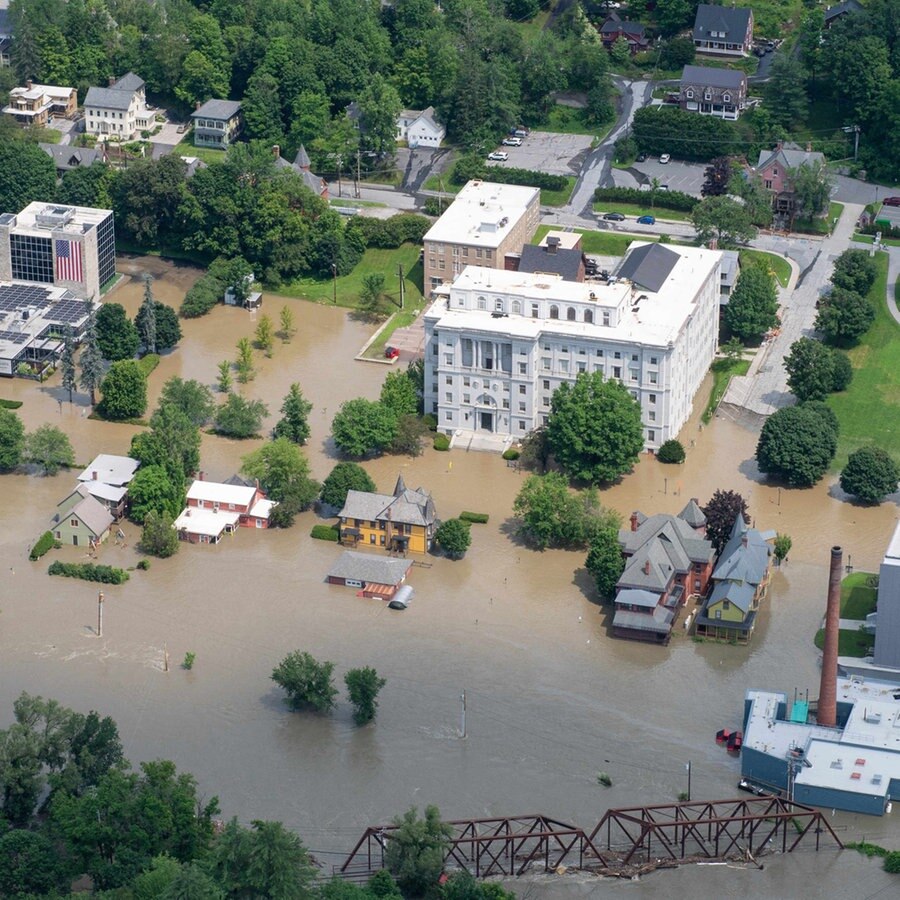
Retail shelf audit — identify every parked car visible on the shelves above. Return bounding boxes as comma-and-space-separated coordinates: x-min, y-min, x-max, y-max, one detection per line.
658, 184, 669, 191
636, 153, 647, 162
766, 41, 776, 51
637, 215, 656, 225
502, 137, 523, 147
659, 153, 671, 164
602, 212, 626, 221
176, 123, 189, 133
487, 151, 509, 162
385, 346, 400, 360
882, 197, 900, 207
510, 126, 529, 137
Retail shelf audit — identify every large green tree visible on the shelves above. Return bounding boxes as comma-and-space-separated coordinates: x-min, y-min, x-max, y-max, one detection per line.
96, 302, 140, 362
831, 250, 878, 295
131, 403, 201, 481
78, 301, 105, 406
332, 398, 398, 457
139, 510, 180, 558
320, 461, 377, 509
785, 337, 837, 402
545, 371, 643, 485
273, 383, 313, 445
0, 407, 25, 470
756, 404, 838, 487
0, 141, 55, 215
344, 667, 387, 726
241, 437, 320, 506
434, 518, 472, 559
691, 195, 757, 247
137, 275, 157, 356
815, 287, 874, 346
159, 378, 215, 428
214, 393, 268, 439
585, 527, 625, 601
380, 370, 419, 418
271, 651, 338, 713
764, 56, 809, 127
127, 465, 185, 525
840, 446, 900, 504
60, 325, 77, 403
724, 264, 779, 342
0, 830, 69, 897
97, 360, 147, 421
384, 806, 452, 899
791, 159, 834, 221
23, 424, 75, 475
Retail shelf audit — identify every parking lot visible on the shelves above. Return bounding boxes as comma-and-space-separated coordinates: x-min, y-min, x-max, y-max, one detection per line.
628, 157, 707, 196
485, 131, 594, 177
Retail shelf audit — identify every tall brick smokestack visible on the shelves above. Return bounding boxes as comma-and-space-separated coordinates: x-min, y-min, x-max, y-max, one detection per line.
817, 546, 842, 727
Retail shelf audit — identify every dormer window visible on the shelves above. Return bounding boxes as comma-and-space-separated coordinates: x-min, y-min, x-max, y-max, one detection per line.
723, 92, 731, 103
704, 92, 712, 101
686, 89, 694, 99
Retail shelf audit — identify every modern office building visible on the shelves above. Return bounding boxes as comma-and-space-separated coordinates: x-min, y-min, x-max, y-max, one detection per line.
422, 241, 721, 449
0, 203, 116, 299
422, 180, 541, 293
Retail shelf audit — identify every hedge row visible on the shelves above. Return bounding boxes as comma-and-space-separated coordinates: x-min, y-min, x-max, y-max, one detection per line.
311, 524, 340, 542
450, 155, 568, 192
0, 399, 23, 409
460, 511, 489, 524
48, 561, 130, 584
180, 270, 225, 319
137, 354, 160, 377
593, 186, 699, 212
346, 214, 430, 249
29, 531, 56, 561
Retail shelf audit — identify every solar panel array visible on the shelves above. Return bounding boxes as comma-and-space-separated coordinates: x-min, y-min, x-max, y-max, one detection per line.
0, 330, 28, 344
0, 283, 52, 311
45, 299, 90, 324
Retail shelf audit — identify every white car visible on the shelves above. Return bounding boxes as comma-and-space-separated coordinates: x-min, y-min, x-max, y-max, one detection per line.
502, 137, 523, 147
487, 151, 509, 162
659, 153, 671, 164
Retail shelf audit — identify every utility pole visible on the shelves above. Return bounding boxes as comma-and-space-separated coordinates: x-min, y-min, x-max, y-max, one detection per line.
97, 591, 104, 637
356, 149, 361, 199
331, 262, 338, 305
686, 760, 692, 801
459, 690, 467, 739
842, 125, 861, 162
398, 263, 405, 310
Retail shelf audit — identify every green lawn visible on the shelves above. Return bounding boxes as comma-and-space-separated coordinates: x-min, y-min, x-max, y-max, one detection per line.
533, 225, 657, 257
422, 173, 460, 195
827, 251, 900, 468
329, 198, 386, 209
273, 244, 424, 311
702, 357, 750, 423
363, 306, 423, 360
513, 7, 551, 42
739, 249, 792, 288
814, 626, 876, 658
854, 233, 900, 248
840, 572, 878, 620
794, 202, 844, 236
592, 201, 692, 223
538, 105, 596, 136
539, 176, 577, 207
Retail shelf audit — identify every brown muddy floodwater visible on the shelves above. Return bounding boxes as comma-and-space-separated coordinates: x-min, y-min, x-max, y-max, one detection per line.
1, 258, 898, 897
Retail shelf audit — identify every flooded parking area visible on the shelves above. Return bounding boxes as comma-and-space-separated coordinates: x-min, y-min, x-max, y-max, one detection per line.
1, 257, 899, 893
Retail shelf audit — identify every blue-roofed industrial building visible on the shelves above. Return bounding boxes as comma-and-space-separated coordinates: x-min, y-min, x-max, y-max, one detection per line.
741, 681, 900, 816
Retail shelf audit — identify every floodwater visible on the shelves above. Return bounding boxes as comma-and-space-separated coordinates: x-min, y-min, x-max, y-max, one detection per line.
1, 258, 899, 895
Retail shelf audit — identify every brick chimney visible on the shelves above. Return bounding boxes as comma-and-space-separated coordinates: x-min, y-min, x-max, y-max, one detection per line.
806, 141, 812, 152
272, 145, 281, 159
547, 235, 560, 255
817, 546, 843, 728
643, 559, 651, 576
108, 75, 116, 86
708, 237, 718, 251
91, 470, 97, 480
195, 101, 201, 110
198, 471, 205, 481
630, 512, 639, 532
26, 80, 32, 90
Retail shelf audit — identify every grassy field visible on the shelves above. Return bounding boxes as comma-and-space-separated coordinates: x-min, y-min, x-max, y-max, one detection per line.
739, 249, 792, 288
814, 626, 876, 657
702, 357, 751, 423
854, 233, 900, 248
827, 251, 899, 468
840, 572, 879, 620
539, 176, 577, 207
591, 201, 692, 223
273, 244, 424, 311
363, 306, 422, 360
532, 225, 658, 257
538, 105, 595, 136
187, 145, 228, 165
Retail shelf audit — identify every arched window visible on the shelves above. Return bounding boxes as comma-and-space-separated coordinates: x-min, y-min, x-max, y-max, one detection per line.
584, 309, 593, 324
567, 307, 576, 321
512, 300, 522, 315
477, 296, 487, 310
549, 305, 559, 319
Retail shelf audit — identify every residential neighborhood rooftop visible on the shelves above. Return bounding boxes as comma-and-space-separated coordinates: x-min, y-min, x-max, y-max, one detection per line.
77, 454, 139, 487
192, 99, 242, 120
680, 65, 746, 89
327, 551, 413, 587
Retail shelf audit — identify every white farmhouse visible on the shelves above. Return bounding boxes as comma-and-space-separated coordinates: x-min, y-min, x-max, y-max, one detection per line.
84, 73, 153, 140
423, 242, 721, 450
396, 107, 445, 148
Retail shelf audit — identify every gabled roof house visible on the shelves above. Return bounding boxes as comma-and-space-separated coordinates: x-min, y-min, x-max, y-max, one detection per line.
397, 107, 445, 149
600, 13, 650, 54
53, 488, 114, 548
174, 475, 275, 544
273, 145, 329, 199
693, 4, 754, 56
679, 65, 748, 120
753, 141, 827, 222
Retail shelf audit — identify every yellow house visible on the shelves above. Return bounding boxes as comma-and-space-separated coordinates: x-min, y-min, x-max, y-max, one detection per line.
695, 514, 774, 643
337, 475, 436, 554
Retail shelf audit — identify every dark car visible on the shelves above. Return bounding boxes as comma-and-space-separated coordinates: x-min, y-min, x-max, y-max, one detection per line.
881, 197, 900, 207
636, 152, 647, 162
602, 212, 626, 221
637, 215, 656, 225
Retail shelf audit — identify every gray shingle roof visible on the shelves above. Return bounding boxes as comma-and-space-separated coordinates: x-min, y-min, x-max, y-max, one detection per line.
113, 72, 144, 93
616, 588, 660, 610
339, 483, 436, 528
681, 65, 746, 90
619, 513, 715, 566
825, 0, 864, 23
693, 4, 752, 42
712, 513, 772, 588
84, 86, 133, 110
678, 498, 707, 529
756, 142, 826, 172
192, 99, 241, 121
601, 14, 645, 39
613, 605, 674, 634
616, 243, 680, 293
294, 144, 311, 168
618, 540, 677, 592
327, 550, 412, 586
71, 494, 114, 538
39, 143, 102, 171
705, 578, 757, 614
518, 244, 583, 282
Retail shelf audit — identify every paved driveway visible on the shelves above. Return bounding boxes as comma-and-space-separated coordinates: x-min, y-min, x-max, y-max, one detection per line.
486, 131, 593, 177
631, 158, 706, 195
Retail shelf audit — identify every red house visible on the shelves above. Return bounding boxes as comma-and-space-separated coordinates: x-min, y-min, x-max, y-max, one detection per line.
753, 141, 827, 224
174, 475, 275, 544
611, 499, 715, 644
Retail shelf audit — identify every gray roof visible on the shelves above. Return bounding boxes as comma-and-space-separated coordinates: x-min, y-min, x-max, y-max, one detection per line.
756, 142, 826, 173
613, 605, 674, 634
0, 10, 11, 36
616, 243, 680, 293
294, 144, 311, 168
518, 244, 584, 282
693, 4, 752, 41
327, 550, 412, 586
678, 498, 707, 529
720, 250, 739, 287
618, 540, 677, 592
224, 474, 255, 488
825, 0, 864, 23
339, 481, 436, 528
39, 143, 102, 171
681, 65, 746, 90
619, 513, 715, 567
192, 99, 241, 121
113, 72, 144, 93
712, 513, 772, 588
705, 578, 757, 615
616, 588, 660, 610
601, 14, 645, 39
71, 494, 114, 538
84, 72, 144, 110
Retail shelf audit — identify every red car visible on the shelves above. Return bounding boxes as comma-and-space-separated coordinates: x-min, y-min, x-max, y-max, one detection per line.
881, 197, 900, 206
385, 346, 400, 360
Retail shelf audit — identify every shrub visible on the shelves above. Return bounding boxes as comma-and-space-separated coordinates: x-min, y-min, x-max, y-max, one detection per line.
136, 559, 150, 570
597, 772, 612, 787
656, 439, 686, 464
593, 186, 699, 213
422, 413, 437, 432
29, 531, 55, 561
502, 448, 520, 461
48, 561, 130, 584
182, 651, 196, 670
0, 399, 23, 409
434, 518, 472, 559
459, 511, 489, 524
884, 851, 900, 873
433, 433, 450, 451
137, 353, 160, 377
179, 270, 225, 318
311, 524, 340, 541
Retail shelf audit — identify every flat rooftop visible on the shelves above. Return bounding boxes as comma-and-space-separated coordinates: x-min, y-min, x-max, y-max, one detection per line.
4, 202, 112, 236
423, 180, 539, 249
794, 740, 896, 797
427, 243, 720, 349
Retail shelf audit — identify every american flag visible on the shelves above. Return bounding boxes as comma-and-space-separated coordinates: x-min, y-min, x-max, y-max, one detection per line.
55, 239, 83, 283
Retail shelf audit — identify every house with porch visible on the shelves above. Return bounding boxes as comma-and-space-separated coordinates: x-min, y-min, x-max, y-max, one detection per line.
191, 99, 243, 148
84, 72, 153, 141
693, 4, 754, 57
694, 514, 774, 643
326, 551, 413, 600
753, 141, 827, 224
599, 13, 650, 54
3, 82, 77, 127
174, 476, 275, 544
611, 500, 715, 644
76, 453, 139, 518
337, 474, 437, 554
52, 489, 113, 548
679, 66, 747, 120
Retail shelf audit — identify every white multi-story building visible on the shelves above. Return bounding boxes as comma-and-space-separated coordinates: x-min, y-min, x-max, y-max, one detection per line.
84, 72, 153, 140
423, 241, 721, 449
